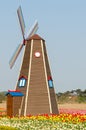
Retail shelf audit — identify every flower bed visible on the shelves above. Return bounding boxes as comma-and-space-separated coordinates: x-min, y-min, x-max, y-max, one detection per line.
0, 108, 6, 116
0, 108, 86, 130
59, 108, 86, 114
0, 113, 86, 130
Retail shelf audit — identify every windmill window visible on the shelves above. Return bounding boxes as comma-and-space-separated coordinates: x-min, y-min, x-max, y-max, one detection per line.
48, 80, 53, 88
18, 78, 26, 87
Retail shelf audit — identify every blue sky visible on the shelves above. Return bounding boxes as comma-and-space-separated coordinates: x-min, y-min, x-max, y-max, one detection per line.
0, 0, 86, 92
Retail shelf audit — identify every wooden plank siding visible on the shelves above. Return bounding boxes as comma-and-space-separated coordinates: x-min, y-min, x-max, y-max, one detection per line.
26, 39, 50, 115
43, 41, 59, 114
7, 95, 13, 117
13, 96, 22, 116
15, 40, 31, 115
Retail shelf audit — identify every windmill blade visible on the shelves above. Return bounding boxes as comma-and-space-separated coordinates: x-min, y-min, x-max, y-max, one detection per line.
9, 43, 24, 69
27, 20, 38, 39
17, 6, 25, 39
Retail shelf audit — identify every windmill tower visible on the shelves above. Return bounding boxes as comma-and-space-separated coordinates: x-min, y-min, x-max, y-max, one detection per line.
6, 6, 59, 116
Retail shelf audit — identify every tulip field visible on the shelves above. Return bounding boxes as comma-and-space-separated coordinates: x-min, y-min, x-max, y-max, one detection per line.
0, 108, 86, 130
0, 114, 86, 130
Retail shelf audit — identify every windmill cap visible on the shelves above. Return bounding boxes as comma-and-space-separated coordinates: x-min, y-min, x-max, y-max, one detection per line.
27, 34, 45, 41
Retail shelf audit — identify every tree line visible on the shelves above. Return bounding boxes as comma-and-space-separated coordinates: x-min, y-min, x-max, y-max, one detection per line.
57, 89, 86, 103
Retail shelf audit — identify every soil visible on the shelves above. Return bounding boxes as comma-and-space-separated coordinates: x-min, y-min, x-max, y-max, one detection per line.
0, 101, 6, 109
0, 101, 86, 111
58, 103, 86, 110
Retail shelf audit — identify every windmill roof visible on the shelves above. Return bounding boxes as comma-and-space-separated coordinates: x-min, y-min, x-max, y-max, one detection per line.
27, 34, 45, 41
6, 91, 24, 97
19, 75, 27, 80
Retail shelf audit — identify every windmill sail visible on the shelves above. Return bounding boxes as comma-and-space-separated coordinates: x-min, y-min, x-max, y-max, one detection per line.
27, 20, 38, 39
9, 44, 24, 69
17, 6, 25, 39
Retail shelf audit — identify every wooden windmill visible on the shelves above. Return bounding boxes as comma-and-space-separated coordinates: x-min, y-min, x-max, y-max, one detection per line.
6, 6, 59, 116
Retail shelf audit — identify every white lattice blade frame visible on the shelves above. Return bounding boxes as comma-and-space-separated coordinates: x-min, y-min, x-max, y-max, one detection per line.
17, 6, 25, 39
27, 20, 38, 39
9, 43, 24, 69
